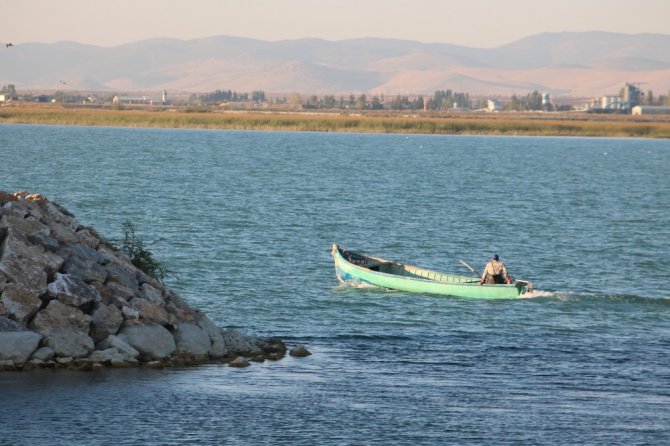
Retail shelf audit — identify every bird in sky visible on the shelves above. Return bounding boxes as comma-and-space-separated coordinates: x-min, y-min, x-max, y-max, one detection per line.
59, 80, 67, 85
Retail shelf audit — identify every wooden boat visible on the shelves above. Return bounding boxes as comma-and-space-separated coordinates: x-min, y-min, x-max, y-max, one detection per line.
332, 244, 532, 299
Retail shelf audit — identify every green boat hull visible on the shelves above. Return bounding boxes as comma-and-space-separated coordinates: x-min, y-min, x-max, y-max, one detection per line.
332, 244, 530, 299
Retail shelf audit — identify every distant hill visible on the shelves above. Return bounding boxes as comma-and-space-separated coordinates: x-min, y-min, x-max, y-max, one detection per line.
1, 32, 669, 97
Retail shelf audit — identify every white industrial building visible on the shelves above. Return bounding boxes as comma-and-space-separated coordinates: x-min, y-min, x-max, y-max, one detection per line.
631, 106, 670, 116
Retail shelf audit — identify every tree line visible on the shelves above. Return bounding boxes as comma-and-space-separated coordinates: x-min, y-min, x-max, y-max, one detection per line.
4, 83, 670, 110
194, 89, 266, 104
189, 89, 584, 111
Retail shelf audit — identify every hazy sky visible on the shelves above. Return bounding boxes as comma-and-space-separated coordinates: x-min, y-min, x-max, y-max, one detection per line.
2, 0, 669, 48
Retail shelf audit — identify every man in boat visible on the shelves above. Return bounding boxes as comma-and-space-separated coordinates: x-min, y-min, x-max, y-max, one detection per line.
480, 254, 512, 285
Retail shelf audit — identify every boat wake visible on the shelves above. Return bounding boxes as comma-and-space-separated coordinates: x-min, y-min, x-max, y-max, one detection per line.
519, 289, 554, 299
519, 290, 670, 304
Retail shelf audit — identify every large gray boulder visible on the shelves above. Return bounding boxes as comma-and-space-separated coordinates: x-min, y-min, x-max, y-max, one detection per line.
0, 228, 48, 297
2, 212, 50, 238
96, 334, 140, 359
1, 283, 41, 324
105, 261, 139, 290
90, 303, 123, 343
40, 202, 77, 244
129, 297, 170, 325
0, 331, 42, 364
118, 323, 176, 360
104, 281, 136, 302
31, 346, 55, 362
0, 316, 24, 332
44, 330, 95, 358
31, 300, 94, 358
173, 322, 211, 358
62, 242, 107, 264
198, 317, 227, 358
47, 273, 101, 307
221, 328, 262, 356
0, 318, 42, 365
139, 283, 164, 305
61, 256, 108, 284
89, 348, 132, 366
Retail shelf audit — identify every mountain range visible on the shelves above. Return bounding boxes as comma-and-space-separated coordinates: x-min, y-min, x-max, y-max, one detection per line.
2, 32, 669, 97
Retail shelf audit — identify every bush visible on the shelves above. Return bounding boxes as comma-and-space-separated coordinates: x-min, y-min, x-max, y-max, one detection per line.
119, 220, 169, 283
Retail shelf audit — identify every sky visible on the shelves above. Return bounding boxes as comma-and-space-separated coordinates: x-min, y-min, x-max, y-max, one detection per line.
2, 0, 669, 48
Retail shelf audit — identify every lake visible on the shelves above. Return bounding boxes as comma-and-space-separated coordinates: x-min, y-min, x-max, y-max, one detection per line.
1, 125, 669, 445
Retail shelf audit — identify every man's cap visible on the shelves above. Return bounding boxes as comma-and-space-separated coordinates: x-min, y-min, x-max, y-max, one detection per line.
492, 254, 499, 261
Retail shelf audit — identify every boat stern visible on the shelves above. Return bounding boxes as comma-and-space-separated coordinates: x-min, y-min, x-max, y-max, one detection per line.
515, 279, 533, 295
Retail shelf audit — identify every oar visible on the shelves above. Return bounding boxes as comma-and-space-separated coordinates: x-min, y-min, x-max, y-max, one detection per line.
458, 259, 481, 278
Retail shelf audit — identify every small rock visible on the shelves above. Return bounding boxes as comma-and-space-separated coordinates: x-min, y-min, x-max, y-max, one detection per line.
122, 306, 140, 320
0, 316, 25, 332
68, 358, 92, 371
110, 358, 128, 368
145, 360, 164, 369
0, 359, 15, 368
56, 356, 73, 365
96, 335, 140, 359
289, 344, 312, 358
25, 358, 45, 370
32, 346, 55, 362
229, 356, 250, 368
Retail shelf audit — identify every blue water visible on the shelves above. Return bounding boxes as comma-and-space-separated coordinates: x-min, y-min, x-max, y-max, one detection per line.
1, 124, 669, 445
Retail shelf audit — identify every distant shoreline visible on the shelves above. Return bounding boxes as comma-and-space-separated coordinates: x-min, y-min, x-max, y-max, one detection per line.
2, 104, 670, 138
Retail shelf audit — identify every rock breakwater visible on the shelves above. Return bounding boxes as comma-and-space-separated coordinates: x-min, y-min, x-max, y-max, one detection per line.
0, 191, 286, 371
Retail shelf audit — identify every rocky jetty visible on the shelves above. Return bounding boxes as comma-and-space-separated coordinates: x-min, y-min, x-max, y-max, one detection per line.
0, 191, 286, 371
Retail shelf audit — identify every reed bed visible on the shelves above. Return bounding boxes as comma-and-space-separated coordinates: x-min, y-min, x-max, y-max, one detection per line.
2, 106, 669, 138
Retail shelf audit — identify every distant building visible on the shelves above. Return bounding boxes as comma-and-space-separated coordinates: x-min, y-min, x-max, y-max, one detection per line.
631, 106, 670, 116
600, 96, 622, 110
487, 99, 501, 112
541, 93, 551, 106
0, 93, 16, 102
112, 95, 151, 105
623, 83, 644, 109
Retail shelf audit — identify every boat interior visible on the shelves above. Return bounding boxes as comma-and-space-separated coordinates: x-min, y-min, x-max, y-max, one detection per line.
341, 248, 480, 284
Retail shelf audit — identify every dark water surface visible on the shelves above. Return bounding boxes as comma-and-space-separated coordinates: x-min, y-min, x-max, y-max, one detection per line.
1, 125, 669, 445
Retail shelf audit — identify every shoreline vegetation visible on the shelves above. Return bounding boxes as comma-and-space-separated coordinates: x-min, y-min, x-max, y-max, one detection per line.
2, 104, 670, 138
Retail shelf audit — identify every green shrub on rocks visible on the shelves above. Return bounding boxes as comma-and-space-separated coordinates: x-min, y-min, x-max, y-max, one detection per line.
119, 220, 169, 283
